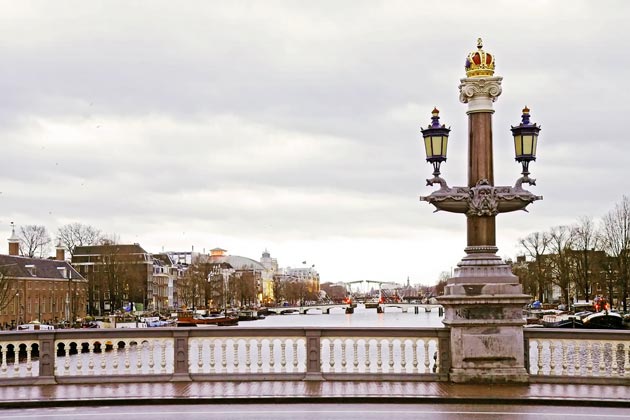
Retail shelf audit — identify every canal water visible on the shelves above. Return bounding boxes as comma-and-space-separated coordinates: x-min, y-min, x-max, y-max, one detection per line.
237, 305, 445, 328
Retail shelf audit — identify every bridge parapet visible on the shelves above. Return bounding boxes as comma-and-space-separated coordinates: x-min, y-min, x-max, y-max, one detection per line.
1, 328, 629, 386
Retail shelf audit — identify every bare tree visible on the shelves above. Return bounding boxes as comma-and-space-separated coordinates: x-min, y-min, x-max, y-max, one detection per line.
272, 274, 286, 305
17, 225, 51, 258
57, 223, 102, 257
570, 216, 602, 302
435, 271, 450, 296
178, 264, 207, 310
548, 225, 574, 305
600, 196, 630, 311
0, 265, 17, 314
519, 231, 551, 302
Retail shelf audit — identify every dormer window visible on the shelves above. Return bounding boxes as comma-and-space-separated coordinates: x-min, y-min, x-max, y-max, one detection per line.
25, 264, 36, 277
57, 266, 67, 278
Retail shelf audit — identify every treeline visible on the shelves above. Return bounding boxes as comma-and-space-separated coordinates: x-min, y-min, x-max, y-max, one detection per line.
514, 196, 630, 311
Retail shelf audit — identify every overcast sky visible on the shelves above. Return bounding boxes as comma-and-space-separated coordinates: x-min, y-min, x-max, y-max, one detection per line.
1, 1, 629, 286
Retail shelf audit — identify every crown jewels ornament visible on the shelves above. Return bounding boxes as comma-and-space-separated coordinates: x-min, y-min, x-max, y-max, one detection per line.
465, 38, 495, 78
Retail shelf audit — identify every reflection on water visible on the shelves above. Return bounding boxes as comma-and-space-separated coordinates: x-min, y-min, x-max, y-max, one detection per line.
239, 305, 445, 328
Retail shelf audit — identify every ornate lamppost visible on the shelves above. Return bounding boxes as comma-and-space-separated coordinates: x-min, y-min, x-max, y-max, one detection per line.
420, 39, 542, 383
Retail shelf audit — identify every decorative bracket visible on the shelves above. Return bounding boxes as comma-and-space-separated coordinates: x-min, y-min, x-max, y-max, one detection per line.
420, 178, 542, 215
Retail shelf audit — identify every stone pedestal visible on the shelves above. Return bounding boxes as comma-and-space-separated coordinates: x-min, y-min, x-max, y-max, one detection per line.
438, 246, 530, 383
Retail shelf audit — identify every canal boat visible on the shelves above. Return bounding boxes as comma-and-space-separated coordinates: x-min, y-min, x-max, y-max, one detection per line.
541, 313, 584, 328
582, 310, 624, 329
176, 312, 239, 327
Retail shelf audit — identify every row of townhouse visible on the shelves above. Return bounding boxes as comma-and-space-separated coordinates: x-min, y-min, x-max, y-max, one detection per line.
1, 227, 322, 324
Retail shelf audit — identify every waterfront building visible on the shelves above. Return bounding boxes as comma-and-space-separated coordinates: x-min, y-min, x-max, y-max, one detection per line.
0, 229, 87, 328
259, 249, 278, 304
72, 243, 152, 316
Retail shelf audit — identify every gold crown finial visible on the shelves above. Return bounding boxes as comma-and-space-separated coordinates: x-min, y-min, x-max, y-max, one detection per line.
465, 38, 495, 78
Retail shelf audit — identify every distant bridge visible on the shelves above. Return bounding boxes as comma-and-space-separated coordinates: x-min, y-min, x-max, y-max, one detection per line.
378, 303, 443, 314
266, 303, 353, 315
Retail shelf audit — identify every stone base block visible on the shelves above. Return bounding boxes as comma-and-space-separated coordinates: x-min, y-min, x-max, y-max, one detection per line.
449, 367, 529, 384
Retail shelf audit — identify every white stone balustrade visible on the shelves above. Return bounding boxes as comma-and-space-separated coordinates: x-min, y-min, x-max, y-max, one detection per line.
3, 327, 630, 386
0, 339, 39, 378
320, 337, 438, 374
188, 337, 306, 374
54, 337, 174, 376
524, 329, 630, 384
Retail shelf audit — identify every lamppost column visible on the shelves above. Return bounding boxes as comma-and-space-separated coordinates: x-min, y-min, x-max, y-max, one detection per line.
459, 75, 502, 249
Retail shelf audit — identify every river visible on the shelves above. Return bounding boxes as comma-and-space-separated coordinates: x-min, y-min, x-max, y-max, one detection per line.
235, 305, 445, 328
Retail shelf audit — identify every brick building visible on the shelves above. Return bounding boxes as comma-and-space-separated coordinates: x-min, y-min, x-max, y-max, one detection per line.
0, 230, 87, 328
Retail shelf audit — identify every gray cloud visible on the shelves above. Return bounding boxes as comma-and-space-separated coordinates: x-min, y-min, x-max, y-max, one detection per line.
1, 1, 629, 283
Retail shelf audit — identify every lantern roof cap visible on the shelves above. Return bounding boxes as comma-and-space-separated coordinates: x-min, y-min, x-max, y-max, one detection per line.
465, 38, 495, 78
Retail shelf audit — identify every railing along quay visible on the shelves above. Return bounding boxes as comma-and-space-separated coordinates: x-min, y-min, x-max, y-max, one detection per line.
524, 328, 630, 385
0, 327, 450, 385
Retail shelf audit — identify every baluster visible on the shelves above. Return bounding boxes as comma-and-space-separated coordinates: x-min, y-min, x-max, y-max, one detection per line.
292, 341, 299, 370
233, 340, 239, 371
573, 341, 581, 376
197, 340, 204, 373
549, 341, 556, 375
598, 342, 606, 376
221, 340, 228, 373
268, 340, 275, 372
26, 344, 33, 376
423, 340, 430, 374
376, 340, 383, 373
256, 341, 262, 373
612, 342, 620, 377
136, 342, 143, 373
1, 344, 7, 376
87, 342, 95, 375
433, 339, 440, 373
63, 342, 71, 375
160, 340, 167, 374
124, 341, 131, 374
561, 340, 568, 375
148, 340, 155, 374
585, 341, 593, 375
353, 341, 359, 373
112, 343, 119, 373
101, 342, 107, 373
76, 343, 83, 375
13, 344, 20, 376
245, 341, 252, 372
341, 340, 347, 372
536, 340, 543, 375
623, 342, 630, 377
364, 340, 371, 372
388, 341, 394, 372
412, 340, 419, 373
611, 341, 624, 377
400, 340, 407, 372
209, 341, 216, 372
280, 340, 287, 373
328, 340, 335, 371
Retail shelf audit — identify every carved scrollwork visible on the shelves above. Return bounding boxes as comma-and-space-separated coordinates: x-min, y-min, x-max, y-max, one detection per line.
421, 178, 542, 215
458, 77, 503, 104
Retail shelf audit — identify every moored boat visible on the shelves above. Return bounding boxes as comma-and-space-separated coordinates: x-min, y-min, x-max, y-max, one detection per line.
582, 310, 624, 329
541, 313, 584, 328
176, 312, 238, 327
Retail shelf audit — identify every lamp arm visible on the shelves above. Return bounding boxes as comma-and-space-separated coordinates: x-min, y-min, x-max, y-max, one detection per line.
426, 175, 450, 191
514, 174, 536, 190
